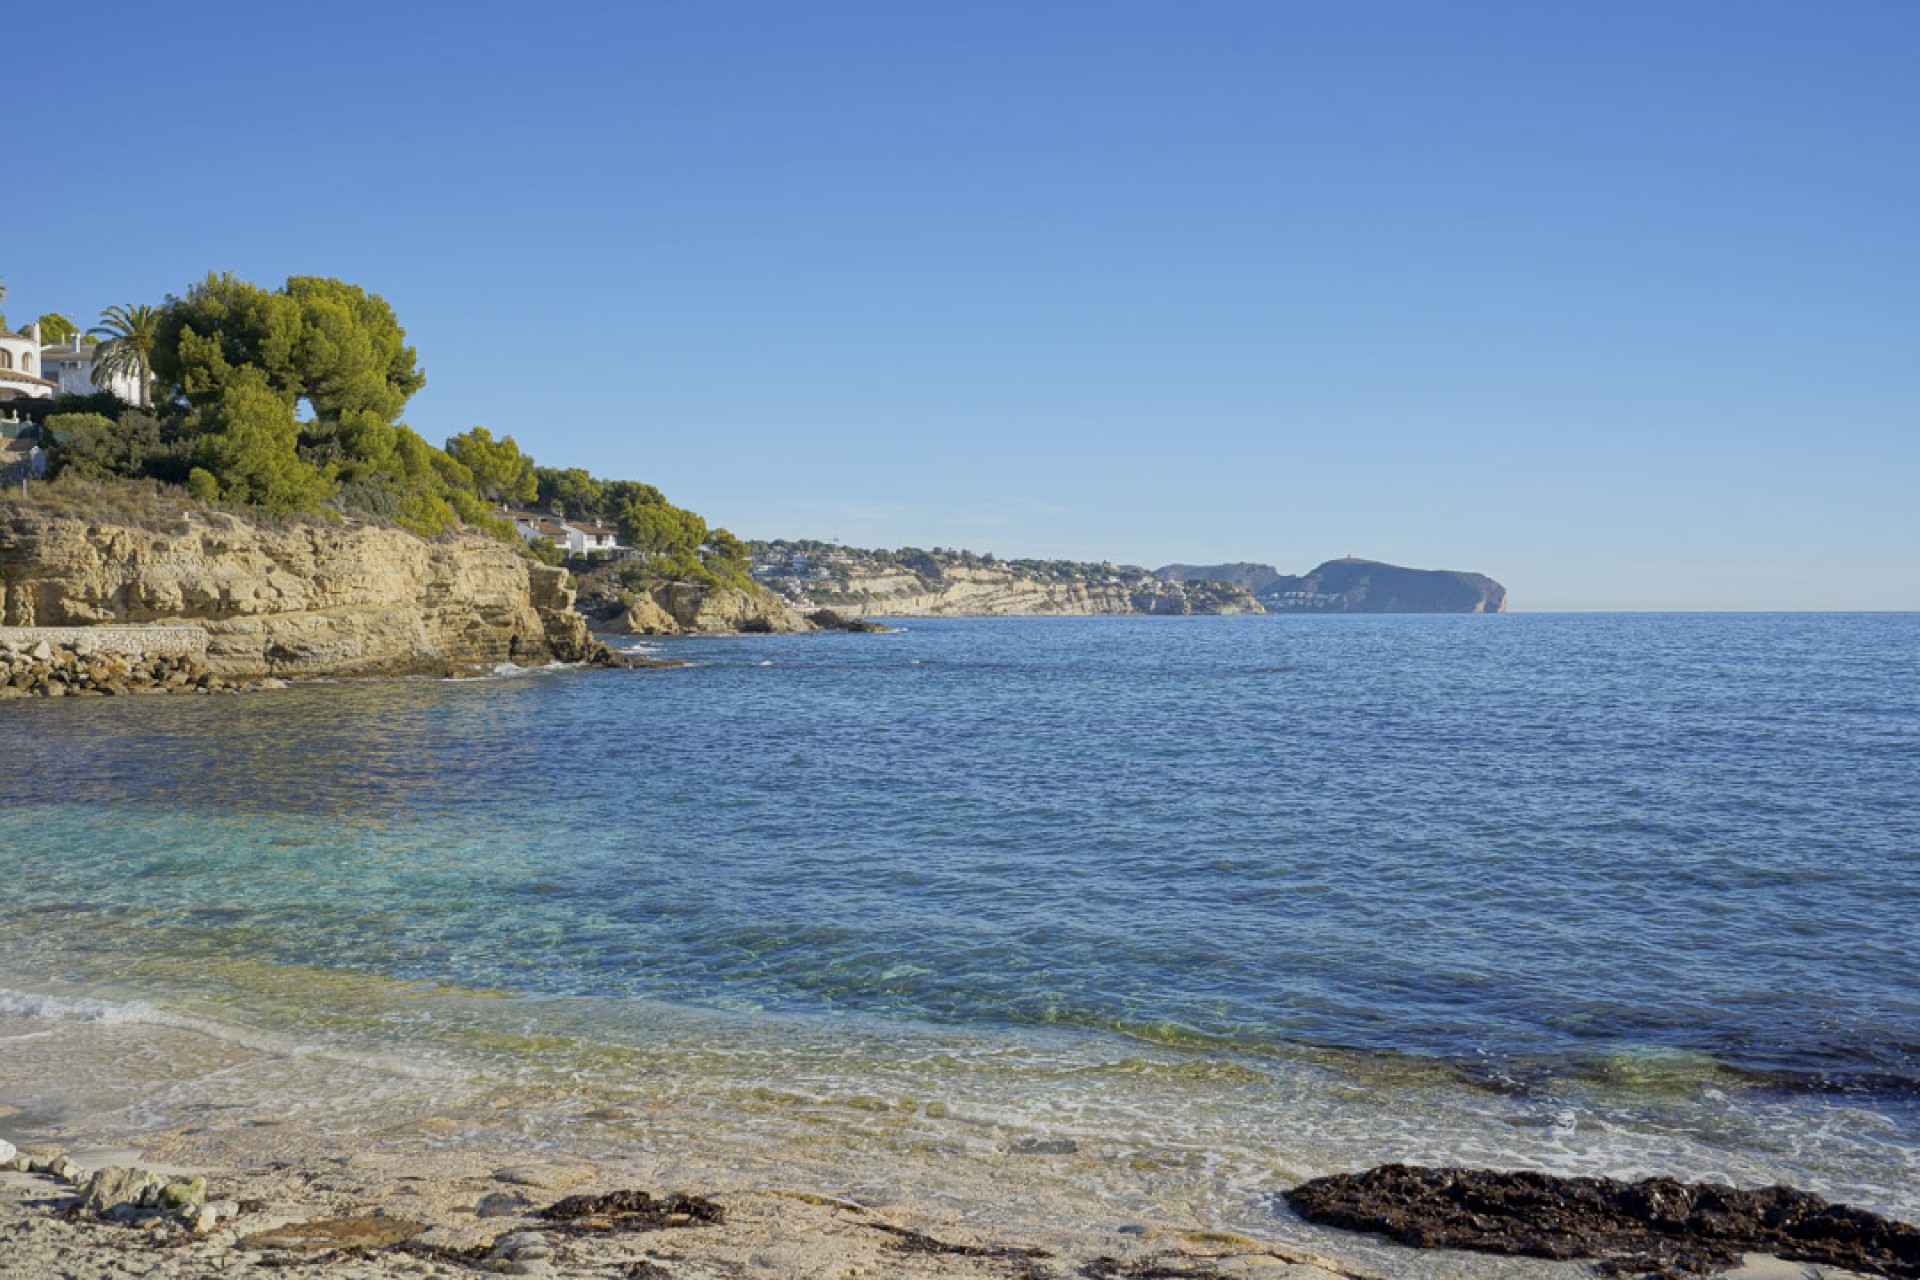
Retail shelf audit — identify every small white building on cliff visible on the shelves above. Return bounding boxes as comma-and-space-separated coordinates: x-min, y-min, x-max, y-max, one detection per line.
0, 328, 58, 407
505, 509, 631, 559
0, 323, 146, 419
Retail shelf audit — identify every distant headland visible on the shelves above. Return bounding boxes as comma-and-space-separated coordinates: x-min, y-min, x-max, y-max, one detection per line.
749, 542, 1507, 617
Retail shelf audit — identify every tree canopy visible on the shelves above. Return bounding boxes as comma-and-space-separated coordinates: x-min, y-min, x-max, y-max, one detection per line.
37, 313, 79, 346
135, 272, 475, 520
446, 427, 536, 505
90, 303, 161, 407
25, 270, 746, 588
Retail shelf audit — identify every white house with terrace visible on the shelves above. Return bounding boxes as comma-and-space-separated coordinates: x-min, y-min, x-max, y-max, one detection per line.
506, 509, 632, 559
0, 326, 57, 410
0, 322, 144, 424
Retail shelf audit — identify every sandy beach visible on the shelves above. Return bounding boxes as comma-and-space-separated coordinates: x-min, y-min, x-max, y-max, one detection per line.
1, 1084, 1893, 1280
0, 1111, 1398, 1280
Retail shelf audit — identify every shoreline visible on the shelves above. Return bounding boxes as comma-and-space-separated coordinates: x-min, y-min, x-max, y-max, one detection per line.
0, 980, 1905, 1280
1, 1108, 1890, 1279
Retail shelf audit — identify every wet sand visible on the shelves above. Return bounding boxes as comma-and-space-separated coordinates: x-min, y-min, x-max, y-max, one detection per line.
2, 1097, 1891, 1280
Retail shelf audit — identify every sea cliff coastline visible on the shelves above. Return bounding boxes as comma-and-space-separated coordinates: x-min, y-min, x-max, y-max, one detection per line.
0, 501, 607, 681
750, 543, 1507, 618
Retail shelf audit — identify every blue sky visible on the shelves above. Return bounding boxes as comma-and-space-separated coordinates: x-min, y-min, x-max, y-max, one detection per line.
8, 0, 1915, 609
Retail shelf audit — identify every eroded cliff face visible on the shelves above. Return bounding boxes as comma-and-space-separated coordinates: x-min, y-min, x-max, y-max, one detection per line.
608, 582, 809, 636
801, 564, 1265, 617
0, 509, 598, 678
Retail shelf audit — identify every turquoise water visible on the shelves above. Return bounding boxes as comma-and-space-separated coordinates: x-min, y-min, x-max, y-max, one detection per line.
2, 613, 1917, 1228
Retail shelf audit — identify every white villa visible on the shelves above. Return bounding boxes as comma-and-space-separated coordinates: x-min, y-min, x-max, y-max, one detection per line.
0, 327, 57, 408
506, 509, 632, 559
0, 322, 144, 424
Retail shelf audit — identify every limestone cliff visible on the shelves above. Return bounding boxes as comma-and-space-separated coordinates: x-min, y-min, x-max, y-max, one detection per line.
0, 507, 601, 678
752, 545, 1264, 617
605, 581, 810, 636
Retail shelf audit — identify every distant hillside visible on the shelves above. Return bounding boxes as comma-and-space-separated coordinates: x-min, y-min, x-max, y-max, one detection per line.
750, 542, 1263, 616
1158, 558, 1507, 613
751, 543, 1504, 617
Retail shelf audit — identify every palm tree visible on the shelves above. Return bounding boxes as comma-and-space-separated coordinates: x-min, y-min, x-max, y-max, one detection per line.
89, 303, 161, 407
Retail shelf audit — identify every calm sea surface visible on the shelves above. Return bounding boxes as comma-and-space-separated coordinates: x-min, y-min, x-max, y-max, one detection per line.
2, 613, 1917, 1236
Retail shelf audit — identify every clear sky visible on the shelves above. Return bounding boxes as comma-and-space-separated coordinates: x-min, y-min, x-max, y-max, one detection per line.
7, 1, 1916, 609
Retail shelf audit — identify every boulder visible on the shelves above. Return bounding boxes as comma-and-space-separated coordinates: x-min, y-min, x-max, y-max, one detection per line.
79, 1166, 165, 1219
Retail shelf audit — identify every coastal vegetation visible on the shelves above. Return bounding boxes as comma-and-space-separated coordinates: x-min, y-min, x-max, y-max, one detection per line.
9, 272, 749, 590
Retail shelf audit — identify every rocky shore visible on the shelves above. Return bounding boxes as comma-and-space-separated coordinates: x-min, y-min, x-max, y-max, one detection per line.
1288, 1166, 1913, 1279
0, 634, 231, 698
0, 504, 605, 679
3, 1128, 1902, 1280
0, 1132, 1372, 1280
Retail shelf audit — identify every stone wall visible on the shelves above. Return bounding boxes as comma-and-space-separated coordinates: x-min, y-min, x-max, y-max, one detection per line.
0, 629, 219, 698
0, 625, 208, 659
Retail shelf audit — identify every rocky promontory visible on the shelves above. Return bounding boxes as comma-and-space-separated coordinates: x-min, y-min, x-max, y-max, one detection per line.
1159, 558, 1508, 613
0, 499, 603, 679
586, 579, 811, 636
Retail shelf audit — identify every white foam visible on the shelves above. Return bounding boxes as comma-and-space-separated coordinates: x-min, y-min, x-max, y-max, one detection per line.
0, 985, 468, 1085
0, 987, 169, 1027
447, 661, 581, 682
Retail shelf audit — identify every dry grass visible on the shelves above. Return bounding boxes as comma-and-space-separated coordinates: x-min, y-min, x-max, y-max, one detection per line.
0, 475, 334, 534
0, 476, 529, 553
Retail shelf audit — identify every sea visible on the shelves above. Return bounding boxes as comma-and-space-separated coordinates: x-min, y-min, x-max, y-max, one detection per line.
2, 613, 1917, 1267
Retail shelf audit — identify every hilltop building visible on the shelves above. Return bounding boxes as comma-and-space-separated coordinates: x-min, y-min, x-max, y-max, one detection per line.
0, 322, 145, 424
0, 327, 57, 407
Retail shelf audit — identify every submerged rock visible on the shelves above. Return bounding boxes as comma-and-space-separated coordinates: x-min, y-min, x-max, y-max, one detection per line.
476, 1190, 536, 1217
240, 1215, 427, 1252
1285, 1164, 1920, 1278
493, 1163, 594, 1191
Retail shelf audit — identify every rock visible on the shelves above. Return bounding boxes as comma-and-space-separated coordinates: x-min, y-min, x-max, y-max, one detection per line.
158, 1174, 207, 1211
805, 609, 890, 632
0, 1139, 14, 1167
476, 1191, 534, 1217
240, 1216, 427, 1252
49, 1156, 83, 1184
79, 1166, 165, 1219
0, 512, 595, 678
610, 581, 806, 636
1285, 1164, 1920, 1279
492, 1163, 594, 1190
538, 1189, 725, 1229
488, 1230, 553, 1265
1008, 1136, 1079, 1155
